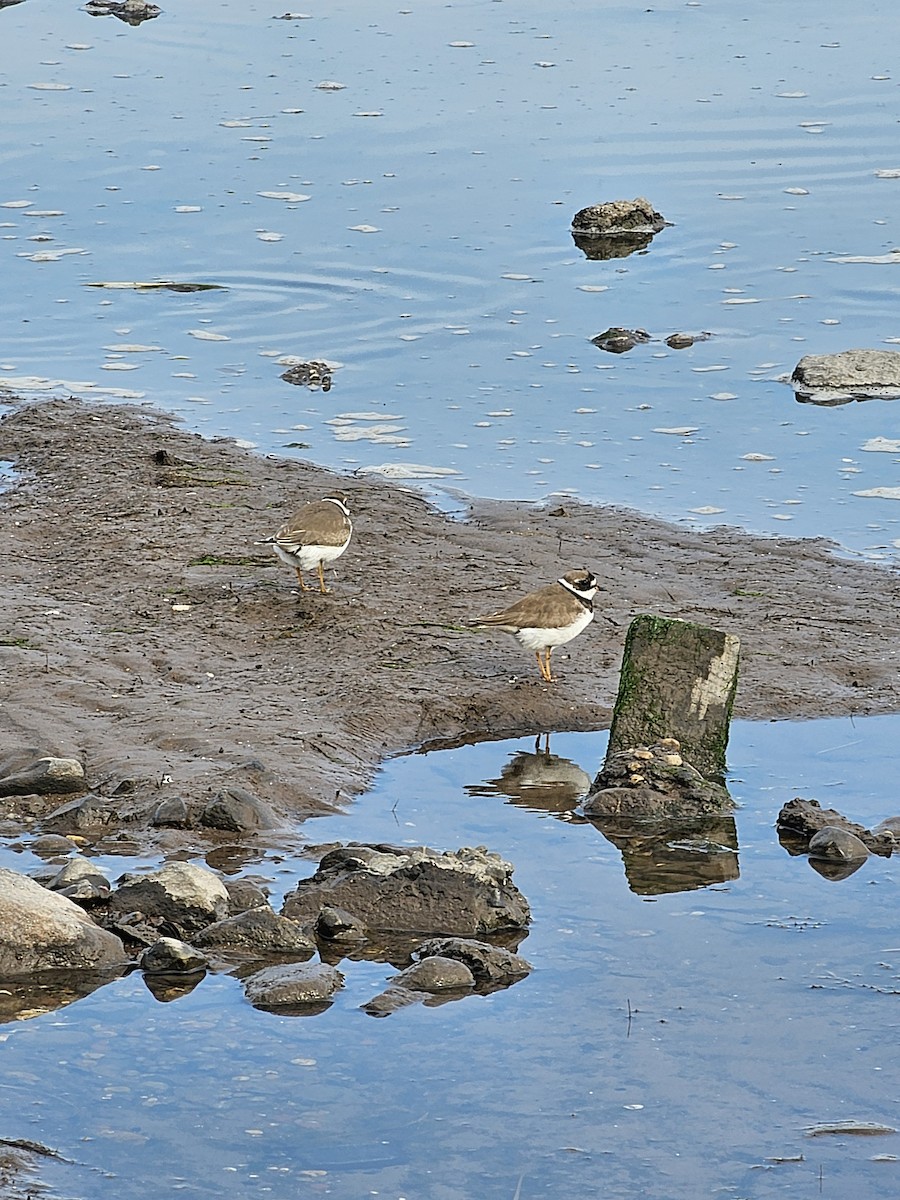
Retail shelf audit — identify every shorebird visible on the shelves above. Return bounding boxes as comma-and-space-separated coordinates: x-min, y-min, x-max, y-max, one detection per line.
261, 492, 352, 593
469, 568, 599, 682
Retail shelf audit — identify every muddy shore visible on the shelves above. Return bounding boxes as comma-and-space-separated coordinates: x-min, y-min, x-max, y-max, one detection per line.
1, 396, 898, 849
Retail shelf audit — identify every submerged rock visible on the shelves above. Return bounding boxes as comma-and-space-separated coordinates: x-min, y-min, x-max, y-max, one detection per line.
194, 907, 315, 957
791, 349, 900, 404
591, 327, 651, 354
281, 843, 531, 936
807, 826, 869, 863
243, 962, 344, 1013
139, 937, 208, 975
414, 935, 532, 987
776, 797, 894, 857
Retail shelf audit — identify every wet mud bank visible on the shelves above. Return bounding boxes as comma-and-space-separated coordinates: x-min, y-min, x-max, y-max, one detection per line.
1, 395, 899, 850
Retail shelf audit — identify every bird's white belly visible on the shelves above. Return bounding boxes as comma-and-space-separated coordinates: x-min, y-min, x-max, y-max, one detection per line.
515, 609, 593, 651
273, 539, 348, 570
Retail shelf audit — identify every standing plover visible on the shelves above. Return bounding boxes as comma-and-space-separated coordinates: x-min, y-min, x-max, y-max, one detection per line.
262, 493, 352, 594
469, 568, 599, 681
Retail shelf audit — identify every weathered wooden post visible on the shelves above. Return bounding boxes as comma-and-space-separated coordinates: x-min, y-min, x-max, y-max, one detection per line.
584, 615, 739, 824
606, 615, 739, 780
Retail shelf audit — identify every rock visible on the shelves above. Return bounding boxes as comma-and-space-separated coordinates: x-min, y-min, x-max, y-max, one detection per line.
585, 738, 733, 822
591, 327, 651, 354
361, 986, 422, 1017
107, 862, 229, 937
0, 867, 126, 978
666, 331, 712, 350
281, 843, 531, 937
391, 955, 475, 993
280, 360, 333, 391
413, 937, 532, 987
776, 797, 894, 857
224, 877, 271, 914
243, 962, 344, 1013
572, 197, 667, 238
571, 197, 668, 259
0, 752, 85, 797
194, 907, 315, 956
315, 904, 368, 942
43, 792, 134, 833
808, 826, 870, 863
152, 796, 190, 828
139, 937, 208, 975
47, 855, 111, 894
84, 0, 161, 25
28, 834, 82, 858
872, 815, 900, 841
199, 786, 276, 833
791, 349, 900, 405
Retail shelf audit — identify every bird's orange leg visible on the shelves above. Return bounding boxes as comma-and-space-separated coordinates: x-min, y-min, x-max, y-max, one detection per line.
317, 560, 329, 594
294, 568, 311, 592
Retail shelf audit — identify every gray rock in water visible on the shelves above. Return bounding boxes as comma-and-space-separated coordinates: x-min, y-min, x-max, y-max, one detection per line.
28, 834, 81, 859
808, 826, 870, 863
315, 904, 368, 942
281, 843, 531, 937
108, 861, 229, 937
194, 907, 315, 956
791, 349, 900, 404
571, 197, 667, 238
243, 962, 344, 1012
139, 937, 208, 975
777, 797, 893, 856
0, 752, 85, 797
414, 937, 532, 986
47, 855, 111, 894
392, 956, 475, 993
0, 867, 125, 978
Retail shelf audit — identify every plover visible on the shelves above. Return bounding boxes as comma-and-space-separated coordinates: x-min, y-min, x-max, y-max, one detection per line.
261, 492, 352, 593
469, 568, 599, 682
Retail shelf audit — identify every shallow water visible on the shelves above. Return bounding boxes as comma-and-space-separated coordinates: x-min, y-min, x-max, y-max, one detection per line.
2, 0, 900, 554
2, 717, 900, 1199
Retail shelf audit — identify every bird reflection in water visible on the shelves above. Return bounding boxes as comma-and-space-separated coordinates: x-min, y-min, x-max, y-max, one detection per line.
466, 733, 592, 820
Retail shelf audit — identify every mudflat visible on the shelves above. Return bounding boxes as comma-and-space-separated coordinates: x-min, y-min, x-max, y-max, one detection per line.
1, 396, 898, 843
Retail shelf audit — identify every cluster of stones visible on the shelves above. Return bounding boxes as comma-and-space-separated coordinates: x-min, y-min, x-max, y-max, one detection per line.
776, 796, 897, 879
584, 737, 733, 820
0, 837, 532, 1021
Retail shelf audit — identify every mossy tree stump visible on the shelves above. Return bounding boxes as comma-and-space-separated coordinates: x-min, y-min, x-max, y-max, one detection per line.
606, 615, 740, 781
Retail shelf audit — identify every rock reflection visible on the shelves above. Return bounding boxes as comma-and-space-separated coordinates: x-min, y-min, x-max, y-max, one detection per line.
466, 733, 591, 818
0, 966, 127, 1023
141, 970, 205, 1004
583, 814, 740, 896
